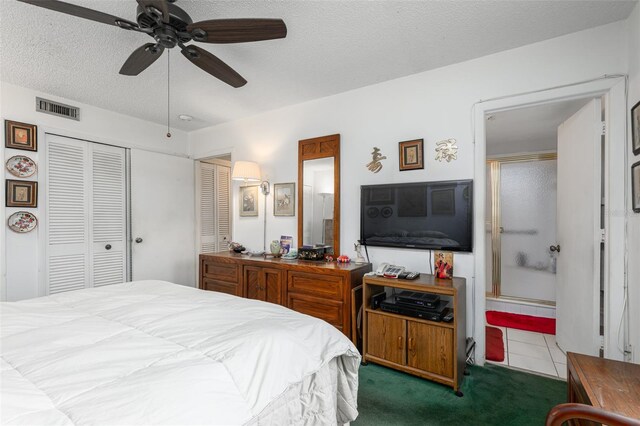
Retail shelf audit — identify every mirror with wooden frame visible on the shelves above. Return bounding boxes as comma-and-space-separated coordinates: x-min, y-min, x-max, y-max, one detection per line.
297, 134, 340, 255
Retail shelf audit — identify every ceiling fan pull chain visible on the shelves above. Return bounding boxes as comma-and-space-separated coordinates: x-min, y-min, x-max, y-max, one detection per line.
166, 49, 171, 138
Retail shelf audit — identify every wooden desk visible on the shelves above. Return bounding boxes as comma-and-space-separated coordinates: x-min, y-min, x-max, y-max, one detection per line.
567, 352, 640, 425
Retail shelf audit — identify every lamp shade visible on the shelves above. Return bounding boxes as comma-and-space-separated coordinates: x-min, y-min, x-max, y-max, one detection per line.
232, 161, 261, 182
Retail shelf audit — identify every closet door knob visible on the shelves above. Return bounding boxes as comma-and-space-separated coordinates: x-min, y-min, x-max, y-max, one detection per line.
105, 244, 112, 250
135, 237, 143, 243
550, 244, 560, 253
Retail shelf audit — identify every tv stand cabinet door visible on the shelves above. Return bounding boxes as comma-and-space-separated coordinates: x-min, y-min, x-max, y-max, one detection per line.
407, 321, 454, 379
366, 312, 406, 365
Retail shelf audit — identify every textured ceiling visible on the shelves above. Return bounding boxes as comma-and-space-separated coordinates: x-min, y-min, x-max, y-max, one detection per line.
0, 0, 636, 131
486, 98, 590, 154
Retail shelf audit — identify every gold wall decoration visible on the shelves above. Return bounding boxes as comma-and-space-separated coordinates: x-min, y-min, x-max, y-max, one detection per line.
366, 147, 386, 173
435, 138, 458, 162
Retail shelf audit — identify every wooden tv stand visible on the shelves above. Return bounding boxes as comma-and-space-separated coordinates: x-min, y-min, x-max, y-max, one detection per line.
362, 273, 466, 394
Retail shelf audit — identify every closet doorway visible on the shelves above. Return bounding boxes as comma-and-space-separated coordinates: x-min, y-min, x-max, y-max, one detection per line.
45, 134, 128, 294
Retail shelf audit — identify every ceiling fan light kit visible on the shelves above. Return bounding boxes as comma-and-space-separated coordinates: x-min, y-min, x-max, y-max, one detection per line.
18, 0, 287, 87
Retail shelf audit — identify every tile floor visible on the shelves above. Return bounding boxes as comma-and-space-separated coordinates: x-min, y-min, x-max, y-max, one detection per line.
486, 326, 567, 380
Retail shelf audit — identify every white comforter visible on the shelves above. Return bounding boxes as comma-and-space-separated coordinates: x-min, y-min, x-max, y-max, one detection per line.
0, 281, 360, 425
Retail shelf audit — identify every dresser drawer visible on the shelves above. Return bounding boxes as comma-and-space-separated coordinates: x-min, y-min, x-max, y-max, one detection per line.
287, 292, 343, 329
287, 271, 344, 299
201, 258, 239, 283
202, 277, 241, 297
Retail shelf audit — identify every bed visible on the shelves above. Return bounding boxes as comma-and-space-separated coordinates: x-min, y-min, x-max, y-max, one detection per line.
0, 280, 360, 425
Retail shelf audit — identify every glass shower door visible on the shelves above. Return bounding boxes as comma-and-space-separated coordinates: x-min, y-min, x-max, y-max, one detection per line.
499, 159, 557, 303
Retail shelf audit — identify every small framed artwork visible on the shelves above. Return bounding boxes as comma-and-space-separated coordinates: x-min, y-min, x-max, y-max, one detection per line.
5, 120, 37, 152
240, 185, 259, 217
632, 160, 640, 213
273, 183, 295, 216
399, 139, 424, 171
6, 180, 38, 208
632, 100, 640, 156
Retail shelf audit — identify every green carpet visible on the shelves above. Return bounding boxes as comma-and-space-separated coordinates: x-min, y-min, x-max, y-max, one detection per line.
354, 363, 566, 426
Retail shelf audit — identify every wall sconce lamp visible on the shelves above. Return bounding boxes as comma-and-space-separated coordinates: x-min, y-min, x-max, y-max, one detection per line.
231, 160, 270, 195
231, 160, 270, 252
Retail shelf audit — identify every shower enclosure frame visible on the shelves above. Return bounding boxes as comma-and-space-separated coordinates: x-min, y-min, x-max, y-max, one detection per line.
486, 152, 558, 306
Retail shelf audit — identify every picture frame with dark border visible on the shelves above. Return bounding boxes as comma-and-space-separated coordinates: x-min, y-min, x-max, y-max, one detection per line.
399, 139, 424, 171
239, 185, 259, 217
632, 100, 640, 156
6, 180, 38, 208
632, 160, 640, 213
273, 182, 295, 216
5, 120, 37, 152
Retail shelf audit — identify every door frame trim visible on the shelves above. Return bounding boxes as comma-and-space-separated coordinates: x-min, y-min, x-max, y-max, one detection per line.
473, 77, 628, 364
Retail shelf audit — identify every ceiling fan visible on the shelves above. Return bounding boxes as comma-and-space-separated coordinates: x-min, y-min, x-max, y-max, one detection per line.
18, 0, 288, 88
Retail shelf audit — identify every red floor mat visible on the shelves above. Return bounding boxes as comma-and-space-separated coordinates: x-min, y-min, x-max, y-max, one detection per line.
486, 326, 505, 362
486, 310, 556, 335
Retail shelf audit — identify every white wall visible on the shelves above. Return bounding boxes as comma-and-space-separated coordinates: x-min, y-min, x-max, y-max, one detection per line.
1, 82, 190, 301
626, 2, 640, 363
190, 20, 629, 352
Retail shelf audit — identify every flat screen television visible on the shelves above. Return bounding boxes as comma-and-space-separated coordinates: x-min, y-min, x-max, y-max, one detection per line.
360, 180, 473, 252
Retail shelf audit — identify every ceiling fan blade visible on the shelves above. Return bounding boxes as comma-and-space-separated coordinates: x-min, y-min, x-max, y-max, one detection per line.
119, 44, 165, 76
187, 19, 287, 44
136, 0, 170, 23
181, 45, 247, 88
17, 0, 137, 28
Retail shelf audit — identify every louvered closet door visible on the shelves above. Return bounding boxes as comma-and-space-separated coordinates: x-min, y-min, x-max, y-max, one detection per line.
199, 163, 217, 253
46, 135, 127, 294
91, 144, 127, 287
47, 135, 91, 294
216, 165, 231, 249
198, 162, 231, 254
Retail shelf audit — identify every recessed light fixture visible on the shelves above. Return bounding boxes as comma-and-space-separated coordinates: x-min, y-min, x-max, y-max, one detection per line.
178, 114, 193, 121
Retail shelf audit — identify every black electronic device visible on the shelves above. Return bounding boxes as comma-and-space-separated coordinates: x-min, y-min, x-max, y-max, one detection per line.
398, 271, 420, 280
371, 291, 386, 309
442, 309, 454, 323
395, 290, 440, 308
360, 180, 473, 252
379, 297, 449, 322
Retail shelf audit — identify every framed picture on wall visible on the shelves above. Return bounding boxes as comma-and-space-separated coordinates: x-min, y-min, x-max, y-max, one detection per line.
273, 183, 295, 216
399, 139, 424, 171
632, 100, 640, 156
632, 160, 640, 213
6, 180, 38, 208
239, 185, 259, 217
5, 120, 37, 151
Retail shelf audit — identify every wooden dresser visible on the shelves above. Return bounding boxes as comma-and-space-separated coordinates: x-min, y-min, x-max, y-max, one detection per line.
567, 351, 640, 425
199, 252, 372, 341
362, 274, 466, 393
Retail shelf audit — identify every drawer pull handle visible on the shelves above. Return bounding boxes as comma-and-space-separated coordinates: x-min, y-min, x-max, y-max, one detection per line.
408, 337, 415, 352
397, 336, 403, 349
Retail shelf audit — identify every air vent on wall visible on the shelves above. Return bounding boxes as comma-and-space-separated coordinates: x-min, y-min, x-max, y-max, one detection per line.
36, 97, 80, 121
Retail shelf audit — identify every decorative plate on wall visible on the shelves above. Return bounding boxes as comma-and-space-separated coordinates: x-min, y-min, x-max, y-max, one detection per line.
7, 211, 37, 233
5, 155, 37, 178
